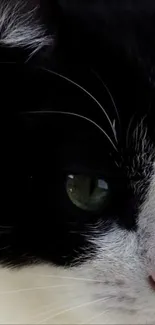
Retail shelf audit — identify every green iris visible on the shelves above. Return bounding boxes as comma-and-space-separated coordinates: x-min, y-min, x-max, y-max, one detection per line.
66, 174, 109, 211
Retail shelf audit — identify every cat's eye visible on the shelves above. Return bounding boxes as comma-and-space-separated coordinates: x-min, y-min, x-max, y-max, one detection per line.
66, 174, 109, 211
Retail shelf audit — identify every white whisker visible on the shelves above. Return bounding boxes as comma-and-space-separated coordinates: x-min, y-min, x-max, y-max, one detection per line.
38, 297, 106, 324
0, 245, 10, 251
0, 284, 72, 295
25, 110, 118, 151
33, 301, 73, 320
91, 69, 120, 128
41, 68, 118, 143
81, 310, 107, 324
34, 273, 104, 284
126, 112, 136, 148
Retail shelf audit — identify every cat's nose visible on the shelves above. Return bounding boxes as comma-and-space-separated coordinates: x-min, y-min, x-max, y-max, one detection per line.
149, 273, 155, 290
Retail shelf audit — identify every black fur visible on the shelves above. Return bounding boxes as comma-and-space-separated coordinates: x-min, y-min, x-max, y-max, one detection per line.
1, 0, 155, 266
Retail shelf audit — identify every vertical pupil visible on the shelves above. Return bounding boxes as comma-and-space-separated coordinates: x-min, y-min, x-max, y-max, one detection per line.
89, 178, 96, 196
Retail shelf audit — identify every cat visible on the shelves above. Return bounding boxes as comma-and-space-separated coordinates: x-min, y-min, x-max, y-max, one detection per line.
1, 0, 155, 323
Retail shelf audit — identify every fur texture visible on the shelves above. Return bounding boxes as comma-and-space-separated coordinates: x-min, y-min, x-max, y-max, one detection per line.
0, 0, 53, 55
1, 0, 155, 324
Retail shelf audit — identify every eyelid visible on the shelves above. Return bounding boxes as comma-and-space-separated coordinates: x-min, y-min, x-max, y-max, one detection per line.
63, 169, 107, 179
62, 159, 120, 177
62, 167, 120, 182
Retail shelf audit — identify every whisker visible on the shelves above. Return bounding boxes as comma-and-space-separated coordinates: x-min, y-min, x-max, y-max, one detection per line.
34, 273, 105, 284
126, 114, 147, 149
91, 69, 120, 128
0, 245, 10, 251
38, 297, 107, 324
81, 310, 107, 324
25, 110, 118, 151
33, 298, 98, 322
33, 301, 73, 320
126, 112, 136, 148
134, 116, 148, 153
0, 284, 72, 295
41, 68, 118, 143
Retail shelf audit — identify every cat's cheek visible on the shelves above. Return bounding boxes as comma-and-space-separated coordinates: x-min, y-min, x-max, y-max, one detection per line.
138, 161, 155, 275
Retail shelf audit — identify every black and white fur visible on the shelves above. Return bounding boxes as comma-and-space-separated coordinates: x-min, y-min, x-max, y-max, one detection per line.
1, 0, 155, 323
